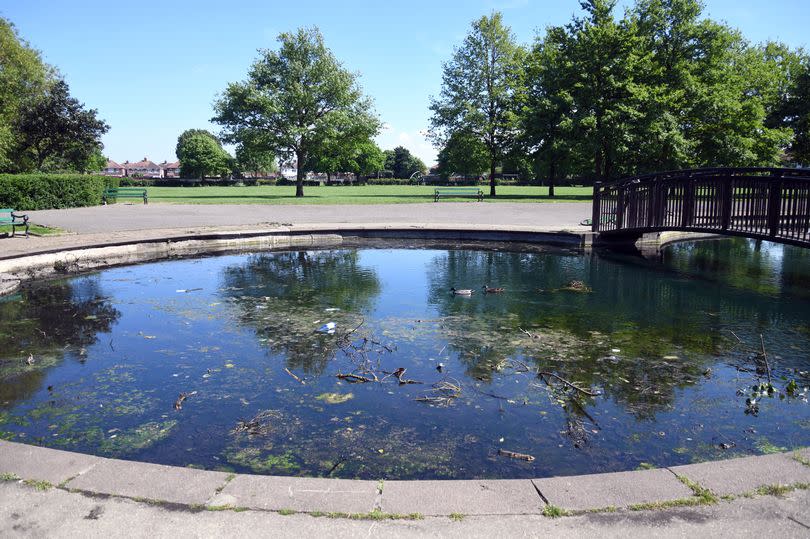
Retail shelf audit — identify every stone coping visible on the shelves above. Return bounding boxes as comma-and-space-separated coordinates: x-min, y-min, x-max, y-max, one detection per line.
1, 440, 808, 516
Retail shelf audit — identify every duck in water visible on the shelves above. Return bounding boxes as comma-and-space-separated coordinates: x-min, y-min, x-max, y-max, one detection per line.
482, 285, 505, 293
450, 287, 473, 295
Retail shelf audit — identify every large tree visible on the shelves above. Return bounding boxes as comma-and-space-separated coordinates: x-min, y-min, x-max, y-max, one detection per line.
0, 18, 51, 172
14, 79, 109, 171
175, 130, 232, 179
213, 26, 380, 196
383, 146, 427, 178
430, 12, 525, 196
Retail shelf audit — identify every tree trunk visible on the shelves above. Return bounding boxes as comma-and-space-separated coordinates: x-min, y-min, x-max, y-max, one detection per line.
296, 150, 305, 197
489, 160, 497, 197
549, 162, 556, 198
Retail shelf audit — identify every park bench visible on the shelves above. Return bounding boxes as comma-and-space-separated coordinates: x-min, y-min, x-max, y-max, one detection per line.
434, 187, 484, 202
0, 208, 29, 237
103, 187, 148, 205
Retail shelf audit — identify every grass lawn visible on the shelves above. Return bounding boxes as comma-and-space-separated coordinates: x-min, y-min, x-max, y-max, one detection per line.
0, 223, 63, 236
145, 185, 593, 205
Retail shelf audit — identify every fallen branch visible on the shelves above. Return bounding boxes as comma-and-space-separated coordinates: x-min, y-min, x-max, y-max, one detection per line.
284, 368, 305, 385
518, 327, 539, 339
538, 371, 600, 396
759, 334, 772, 385
497, 448, 535, 462
337, 373, 377, 383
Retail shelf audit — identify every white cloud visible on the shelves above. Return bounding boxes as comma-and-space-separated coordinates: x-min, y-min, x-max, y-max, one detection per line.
376, 127, 438, 167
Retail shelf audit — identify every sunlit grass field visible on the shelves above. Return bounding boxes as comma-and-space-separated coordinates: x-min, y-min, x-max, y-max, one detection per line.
145, 185, 593, 205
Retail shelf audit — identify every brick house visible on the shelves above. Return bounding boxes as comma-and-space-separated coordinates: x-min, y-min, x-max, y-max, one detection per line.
124, 158, 164, 179
101, 159, 126, 177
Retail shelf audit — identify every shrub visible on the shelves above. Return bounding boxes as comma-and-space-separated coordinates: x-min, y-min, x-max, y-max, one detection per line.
0, 174, 115, 210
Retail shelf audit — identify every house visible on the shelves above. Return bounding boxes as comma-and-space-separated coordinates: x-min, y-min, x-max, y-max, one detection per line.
101, 159, 126, 177
124, 158, 164, 179
161, 161, 180, 178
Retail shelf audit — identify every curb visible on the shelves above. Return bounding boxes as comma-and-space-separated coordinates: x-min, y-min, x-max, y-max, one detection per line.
1, 441, 808, 517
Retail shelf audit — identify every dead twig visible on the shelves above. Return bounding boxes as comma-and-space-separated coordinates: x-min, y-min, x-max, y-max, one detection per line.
284, 367, 305, 385
538, 371, 600, 397
759, 334, 772, 385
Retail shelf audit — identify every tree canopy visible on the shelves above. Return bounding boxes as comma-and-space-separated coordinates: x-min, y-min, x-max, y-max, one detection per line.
430, 12, 525, 195
0, 17, 108, 173
213, 26, 380, 196
383, 146, 427, 178
175, 129, 232, 179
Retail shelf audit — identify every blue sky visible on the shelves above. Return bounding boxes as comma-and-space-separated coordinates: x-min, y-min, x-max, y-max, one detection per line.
3, 0, 808, 166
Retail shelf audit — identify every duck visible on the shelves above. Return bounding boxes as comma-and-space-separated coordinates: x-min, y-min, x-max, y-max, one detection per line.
450, 287, 473, 295
482, 285, 505, 293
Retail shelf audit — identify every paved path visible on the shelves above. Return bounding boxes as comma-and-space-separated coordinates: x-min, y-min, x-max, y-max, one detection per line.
26, 202, 592, 233
2, 480, 809, 538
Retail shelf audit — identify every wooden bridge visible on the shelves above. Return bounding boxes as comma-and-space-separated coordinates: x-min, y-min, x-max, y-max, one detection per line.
591, 168, 810, 247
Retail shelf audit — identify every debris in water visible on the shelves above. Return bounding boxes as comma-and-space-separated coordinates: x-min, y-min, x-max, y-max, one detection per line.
497, 448, 535, 462
316, 392, 354, 404
317, 322, 336, 334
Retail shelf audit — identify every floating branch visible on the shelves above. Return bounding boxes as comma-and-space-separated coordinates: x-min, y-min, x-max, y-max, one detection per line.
538, 371, 600, 397
336, 372, 377, 383
284, 367, 305, 385
497, 448, 535, 462
759, 334, 772, 385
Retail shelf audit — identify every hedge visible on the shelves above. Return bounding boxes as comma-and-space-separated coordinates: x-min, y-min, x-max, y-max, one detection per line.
0, 174, 118, 210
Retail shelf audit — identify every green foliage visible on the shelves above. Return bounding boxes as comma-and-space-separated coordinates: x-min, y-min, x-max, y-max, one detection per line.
430, 12, 525, 195
0, 18, 50, 172
519, 0, 805, 179
383, 146, 426, 178
0, 173, 112, 210
13, 79, 109, 172
176, 130, 232, 179
213, 26, 380, 197
436, 131, 488, 177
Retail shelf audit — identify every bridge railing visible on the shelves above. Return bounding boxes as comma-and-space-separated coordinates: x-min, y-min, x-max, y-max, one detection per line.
592, 168, 810, 246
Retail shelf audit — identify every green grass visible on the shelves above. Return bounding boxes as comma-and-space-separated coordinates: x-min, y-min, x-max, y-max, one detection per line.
0, 223, 63, 236
22, 479, 53, 491
144, 185, 593, 205
449, 512, 465, 521
542, 504, 570, 518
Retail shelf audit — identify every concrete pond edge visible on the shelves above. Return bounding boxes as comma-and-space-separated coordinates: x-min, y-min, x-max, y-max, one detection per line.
1, 441, 808, 519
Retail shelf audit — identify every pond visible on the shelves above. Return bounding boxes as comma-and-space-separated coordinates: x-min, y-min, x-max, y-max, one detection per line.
0, 238, 809, 480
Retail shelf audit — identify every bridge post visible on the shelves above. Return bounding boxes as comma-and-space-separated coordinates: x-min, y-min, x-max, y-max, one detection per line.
768, 175, 783, 238
591, 181, 601, 232
615, 185, 625, 231
720, 176, 732, 230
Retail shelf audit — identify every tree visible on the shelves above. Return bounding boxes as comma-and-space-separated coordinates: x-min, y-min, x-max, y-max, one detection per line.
14, 79, 109, 171
523, 26, 584, 196
383, 146, 426, 178
765, 46, 810, 165
436, 130, 488, 177
213, 26, 380, 197
430, 12, 525, 196
0, 17, 51, 172
235, 141, 276, 178
176, 131, 231, 179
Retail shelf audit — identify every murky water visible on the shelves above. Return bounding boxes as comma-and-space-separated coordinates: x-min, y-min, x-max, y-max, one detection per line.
1, 238, 808, 479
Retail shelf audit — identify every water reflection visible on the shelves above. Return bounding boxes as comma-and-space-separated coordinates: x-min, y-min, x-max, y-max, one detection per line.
0, 276, 120, 406
0, 239, 806, 479
219, 250, 380, 374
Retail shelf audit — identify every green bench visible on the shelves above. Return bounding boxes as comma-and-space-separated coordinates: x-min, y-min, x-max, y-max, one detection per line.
103, 188, 148, 205
0, 208, 29, 237
434, 187, 484, 202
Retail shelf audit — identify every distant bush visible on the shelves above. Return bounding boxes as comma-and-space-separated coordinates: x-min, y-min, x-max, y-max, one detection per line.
0, 174, 116, 210
275, 179, 323, 187
119, 177, 156, 187
363, 178, 415, 185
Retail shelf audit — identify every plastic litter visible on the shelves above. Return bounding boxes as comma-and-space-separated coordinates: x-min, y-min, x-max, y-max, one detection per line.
317, 322, 336, 334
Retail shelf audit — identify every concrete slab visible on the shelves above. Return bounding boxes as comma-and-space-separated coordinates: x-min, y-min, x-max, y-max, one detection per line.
670, 453, 810, 497
532, 468, 694, 511
210, 475, 378, 514
0, 440, 99, 485
65, 458, 229, 505
379, 479, 542, 516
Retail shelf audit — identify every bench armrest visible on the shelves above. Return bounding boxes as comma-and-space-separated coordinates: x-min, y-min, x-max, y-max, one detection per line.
10, 212, 28, 223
